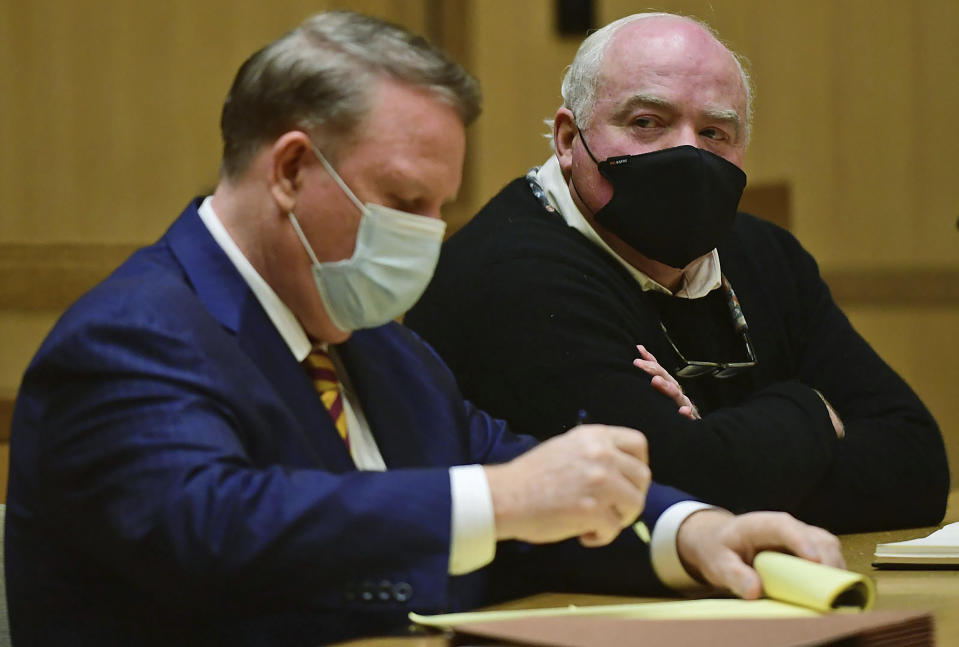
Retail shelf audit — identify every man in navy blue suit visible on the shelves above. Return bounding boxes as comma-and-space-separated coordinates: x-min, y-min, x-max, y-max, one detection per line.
5, 11, 841, 647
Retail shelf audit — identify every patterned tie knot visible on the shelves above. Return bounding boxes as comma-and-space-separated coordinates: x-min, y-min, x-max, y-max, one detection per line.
305, 347, 349, 449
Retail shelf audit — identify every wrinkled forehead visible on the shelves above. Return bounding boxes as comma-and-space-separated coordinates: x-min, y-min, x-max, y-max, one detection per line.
596, 17, 747, 115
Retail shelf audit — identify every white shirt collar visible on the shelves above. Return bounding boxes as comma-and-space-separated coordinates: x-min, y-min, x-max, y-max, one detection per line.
534, 155, 721, 299
197, 196, 313, 361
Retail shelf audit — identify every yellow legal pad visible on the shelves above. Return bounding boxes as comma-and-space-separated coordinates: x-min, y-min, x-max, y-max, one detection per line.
411, 551, 875, 628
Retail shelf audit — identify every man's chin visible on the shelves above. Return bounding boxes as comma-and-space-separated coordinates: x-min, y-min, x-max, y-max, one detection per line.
303, 312, 353, 345
321, 323, 353, 345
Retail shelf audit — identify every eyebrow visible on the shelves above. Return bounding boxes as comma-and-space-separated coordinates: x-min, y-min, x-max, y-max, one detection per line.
387, 177, 459, 211
612, 93, 743, 134
611, 93, 673, 120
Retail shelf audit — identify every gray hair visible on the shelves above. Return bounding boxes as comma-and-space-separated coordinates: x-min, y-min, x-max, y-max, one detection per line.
220, 11, 481, 178
556, 12, 753, 138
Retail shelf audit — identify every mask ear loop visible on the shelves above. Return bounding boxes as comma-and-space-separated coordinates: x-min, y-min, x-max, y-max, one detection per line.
287, 211, 323, 267
568, 116, 605, 216
287, 138, 368, 273
308, 141, 367, 213
575, 121, 603, 166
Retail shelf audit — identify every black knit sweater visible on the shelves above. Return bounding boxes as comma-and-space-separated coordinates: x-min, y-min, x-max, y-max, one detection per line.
407, 178, 949, 532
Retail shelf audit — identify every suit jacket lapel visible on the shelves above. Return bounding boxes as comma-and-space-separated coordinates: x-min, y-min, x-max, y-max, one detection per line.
164, 200, 355, 473
235, 298, 356, 472
336, 329, 431, 469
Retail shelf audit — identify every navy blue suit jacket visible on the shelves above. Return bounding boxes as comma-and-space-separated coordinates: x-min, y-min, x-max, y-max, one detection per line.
5, 199, 691, 646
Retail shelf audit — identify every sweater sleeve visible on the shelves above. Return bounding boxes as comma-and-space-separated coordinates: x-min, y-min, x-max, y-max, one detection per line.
759, 226, 949, 531
408, 189, 948, 533
413, 250, 836, 516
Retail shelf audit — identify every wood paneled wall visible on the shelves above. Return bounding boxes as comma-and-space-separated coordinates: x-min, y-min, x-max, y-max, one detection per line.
0, 0, 434, 244
2, 1, 958, 492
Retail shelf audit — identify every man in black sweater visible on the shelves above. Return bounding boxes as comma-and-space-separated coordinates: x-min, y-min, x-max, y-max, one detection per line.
407, 12, 949, 533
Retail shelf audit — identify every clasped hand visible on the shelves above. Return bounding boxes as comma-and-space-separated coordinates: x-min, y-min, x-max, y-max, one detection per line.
635, 344, 845, 438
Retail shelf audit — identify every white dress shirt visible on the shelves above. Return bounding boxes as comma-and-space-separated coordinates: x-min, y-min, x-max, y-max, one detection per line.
197, 196, 704, 588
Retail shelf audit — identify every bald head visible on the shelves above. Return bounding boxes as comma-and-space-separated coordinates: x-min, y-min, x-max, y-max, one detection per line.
550, 12, 751, 286
562, 13, 751, 139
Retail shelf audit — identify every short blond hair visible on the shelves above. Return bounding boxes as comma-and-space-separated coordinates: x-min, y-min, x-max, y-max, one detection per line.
219, 11, 481, 178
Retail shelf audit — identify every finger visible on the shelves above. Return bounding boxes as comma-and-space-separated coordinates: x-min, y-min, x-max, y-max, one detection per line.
633, 349, 671, 379
603, 426, 649, 464
702, 549, 763, 599
653, 377, 690, 407
579, 531, 602, 547
648, 365, 683, 394
648, 374, 677, 398
578, 502, 630, 547
590, 468, 647, 529
650, 376, 694, 415
650, 376, 688, 407
634, 357, 673, 383
579, 526, 619, 547
736, 513, 843, 569
805, 528, 845, 569
649, 374, 674, 392
611, 452, 652, 496
633, 357, 664, 378
770, 518, 830, 564
637, 345, 660, 364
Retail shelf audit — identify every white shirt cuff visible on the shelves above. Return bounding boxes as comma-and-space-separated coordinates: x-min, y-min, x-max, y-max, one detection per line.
649, 501, 716, 590
447, 464, 496, 575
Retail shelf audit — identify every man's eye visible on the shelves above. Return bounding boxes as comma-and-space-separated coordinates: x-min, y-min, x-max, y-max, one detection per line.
701, 127, 727, 141
388, 195, 422, 212
634, 117, 658, 128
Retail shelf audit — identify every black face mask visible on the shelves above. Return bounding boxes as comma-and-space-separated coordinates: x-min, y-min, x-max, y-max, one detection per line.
576, 132, 747, 269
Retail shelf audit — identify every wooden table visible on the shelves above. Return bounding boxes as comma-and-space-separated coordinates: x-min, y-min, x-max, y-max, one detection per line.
336, 492, 959, 646
841, 524, 959, 644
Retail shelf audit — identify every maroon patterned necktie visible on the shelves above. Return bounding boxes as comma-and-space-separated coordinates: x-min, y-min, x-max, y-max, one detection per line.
304, 347, 349, 450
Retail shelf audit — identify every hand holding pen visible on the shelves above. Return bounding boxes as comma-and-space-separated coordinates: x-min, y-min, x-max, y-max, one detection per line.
484, 413, 652, 548
575, 409, 651, 544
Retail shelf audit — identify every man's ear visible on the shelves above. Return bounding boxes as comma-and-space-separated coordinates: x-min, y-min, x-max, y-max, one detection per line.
268, 131, 313, 214
553, 108, 578, 176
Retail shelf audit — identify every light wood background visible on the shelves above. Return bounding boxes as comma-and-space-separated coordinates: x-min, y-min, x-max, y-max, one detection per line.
1, 0, 957, 501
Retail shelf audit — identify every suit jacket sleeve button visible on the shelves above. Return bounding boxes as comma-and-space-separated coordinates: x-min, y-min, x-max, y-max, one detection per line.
360, 580, 375, 602
377, 580, 393, 602
393, 581, 413, 602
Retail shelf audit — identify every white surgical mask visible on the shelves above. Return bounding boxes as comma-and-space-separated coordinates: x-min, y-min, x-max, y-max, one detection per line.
288, 143, 446, 332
